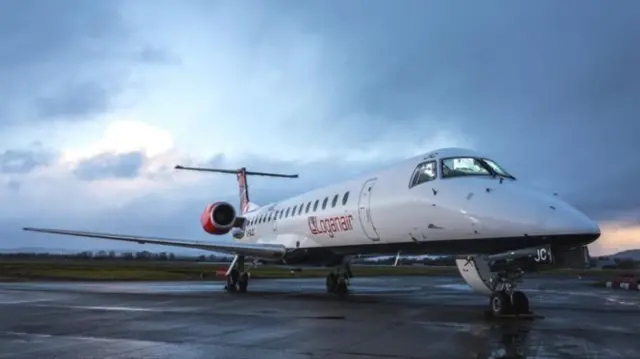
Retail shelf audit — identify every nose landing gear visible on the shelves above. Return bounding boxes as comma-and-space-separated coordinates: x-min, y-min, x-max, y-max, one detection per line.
455, 256, 536, 319
325, 260, 353, 294
490, 290, 531, 317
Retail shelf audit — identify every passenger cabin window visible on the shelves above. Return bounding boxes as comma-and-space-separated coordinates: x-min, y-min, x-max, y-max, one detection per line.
441, 157, 494, 178
322, 197, 328, 210
292, 205, 297, 216
298, 204, 304, 215
267, 212, 272, 222
342, 192, 349, 205
331, 194, 338, 207
285, 207, 290, 217
313, 199, 319, 211
410, 160, 437, 188
305, 202, 311, 213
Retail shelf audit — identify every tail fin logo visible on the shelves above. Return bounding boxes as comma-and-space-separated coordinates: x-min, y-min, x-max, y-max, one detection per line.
237, 169, 250, 214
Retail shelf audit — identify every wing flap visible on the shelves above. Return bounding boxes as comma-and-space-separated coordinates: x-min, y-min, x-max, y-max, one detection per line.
22, 227, 286, 260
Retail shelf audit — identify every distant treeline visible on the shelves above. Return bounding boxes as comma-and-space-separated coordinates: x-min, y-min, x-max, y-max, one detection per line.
353, 256, 457, 266
595, 258, 639, 270
0, 250, 232, 263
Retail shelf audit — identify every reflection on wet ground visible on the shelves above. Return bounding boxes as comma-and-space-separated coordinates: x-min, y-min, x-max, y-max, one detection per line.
0, 275, 639, 358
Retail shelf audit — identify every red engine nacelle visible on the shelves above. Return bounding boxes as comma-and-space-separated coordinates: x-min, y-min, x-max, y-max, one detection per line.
200, 201, 237, 235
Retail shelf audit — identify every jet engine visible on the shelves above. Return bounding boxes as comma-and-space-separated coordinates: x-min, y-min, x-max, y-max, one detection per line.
200, 201, 237, 235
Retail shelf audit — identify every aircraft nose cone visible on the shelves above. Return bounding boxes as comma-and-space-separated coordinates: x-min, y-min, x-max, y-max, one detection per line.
545, 202, 601, 236
470, 182, 601, 239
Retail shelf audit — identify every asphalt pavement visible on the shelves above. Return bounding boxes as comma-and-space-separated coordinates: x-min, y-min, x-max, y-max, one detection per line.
0, 275, 639, 358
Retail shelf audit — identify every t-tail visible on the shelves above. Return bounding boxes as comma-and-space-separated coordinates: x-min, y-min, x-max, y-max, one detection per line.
174, 165, 299, 215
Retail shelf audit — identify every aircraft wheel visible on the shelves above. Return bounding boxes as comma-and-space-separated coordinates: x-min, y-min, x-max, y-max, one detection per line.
326, 273, 338, 293
225, 269, 239, 292
238, 272, 249, 293
490, 291, 512, 316
511, 291, 530, 314
335, 277, 349, 294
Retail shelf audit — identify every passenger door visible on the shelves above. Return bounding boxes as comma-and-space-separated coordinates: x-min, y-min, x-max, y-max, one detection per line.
357, 178, 380, 241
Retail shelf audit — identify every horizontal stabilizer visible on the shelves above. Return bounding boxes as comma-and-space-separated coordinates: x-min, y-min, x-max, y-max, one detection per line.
174, 165, 299, 178
22, 227, 286, 260
174, 165, 298, 214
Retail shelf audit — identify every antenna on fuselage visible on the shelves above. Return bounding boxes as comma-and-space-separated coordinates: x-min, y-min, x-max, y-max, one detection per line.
174, 165, 299, 214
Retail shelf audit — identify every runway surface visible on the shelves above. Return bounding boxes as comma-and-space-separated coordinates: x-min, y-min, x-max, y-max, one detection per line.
1, 275, 639, 358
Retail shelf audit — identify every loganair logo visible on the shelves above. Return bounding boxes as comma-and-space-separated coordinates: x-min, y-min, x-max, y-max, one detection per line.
237, 171, 250, 213
308, 215, 354, 238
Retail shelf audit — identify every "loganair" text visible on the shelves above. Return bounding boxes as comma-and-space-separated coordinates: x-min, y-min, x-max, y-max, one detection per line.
308, 215, 354, 238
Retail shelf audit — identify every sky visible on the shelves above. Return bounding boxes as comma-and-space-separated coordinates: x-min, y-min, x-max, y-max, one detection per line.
1, 0, 639, 256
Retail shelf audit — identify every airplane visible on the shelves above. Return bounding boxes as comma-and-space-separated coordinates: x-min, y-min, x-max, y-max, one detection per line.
22, 147, 600, 317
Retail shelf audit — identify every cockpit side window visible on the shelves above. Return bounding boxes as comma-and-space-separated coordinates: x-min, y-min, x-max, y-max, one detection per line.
482, 158, 514, 178
409, 160, 437, 188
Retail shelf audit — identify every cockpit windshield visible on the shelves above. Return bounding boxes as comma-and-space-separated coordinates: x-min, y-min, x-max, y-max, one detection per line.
441, 157, 515, 179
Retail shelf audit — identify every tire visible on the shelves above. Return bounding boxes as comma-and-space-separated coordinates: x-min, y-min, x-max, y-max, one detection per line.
226, 269, 239, 292
490, 291, 511, 316
335, 279, 348, 294
238, 273, 249, 293
511, 291, 529, 314
326, 273, 338, 293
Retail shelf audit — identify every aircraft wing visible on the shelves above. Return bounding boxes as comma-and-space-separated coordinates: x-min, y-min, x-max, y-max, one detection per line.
22, 227, 287, 260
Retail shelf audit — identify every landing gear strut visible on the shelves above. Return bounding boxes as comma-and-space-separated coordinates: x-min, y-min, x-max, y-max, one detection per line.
326, 260, 353, 294
225, 255, 250, 293
455, 257, 534, 319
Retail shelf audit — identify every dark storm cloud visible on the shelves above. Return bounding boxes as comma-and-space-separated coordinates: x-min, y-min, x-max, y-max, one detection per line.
563, 166, 640, 222
35, 81, 116, 119
0, 0, 176, 126
73, 152, 145, 181
0, 148, 55, 174
137, 46, 181, 65
272, 1, 640, 221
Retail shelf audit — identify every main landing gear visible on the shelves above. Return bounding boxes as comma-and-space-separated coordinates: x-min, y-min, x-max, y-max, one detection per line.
455, 256, 534, 319
325, 260, 353, 294
225, 255, 250, 293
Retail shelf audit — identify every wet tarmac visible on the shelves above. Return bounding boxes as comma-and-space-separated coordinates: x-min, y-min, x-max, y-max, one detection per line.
0, 275, 639, 358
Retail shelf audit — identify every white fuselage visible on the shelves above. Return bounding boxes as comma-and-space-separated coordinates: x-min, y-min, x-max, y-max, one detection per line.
235, 148, 600, 259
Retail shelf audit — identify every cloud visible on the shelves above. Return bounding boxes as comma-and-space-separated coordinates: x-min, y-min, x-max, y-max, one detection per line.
0, 146, 55, 174
563, 166, 640, 223
73, 152, 145, 181
1, 2, 639, 256
35, 81, 116, 120
0, 0, 177, 129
